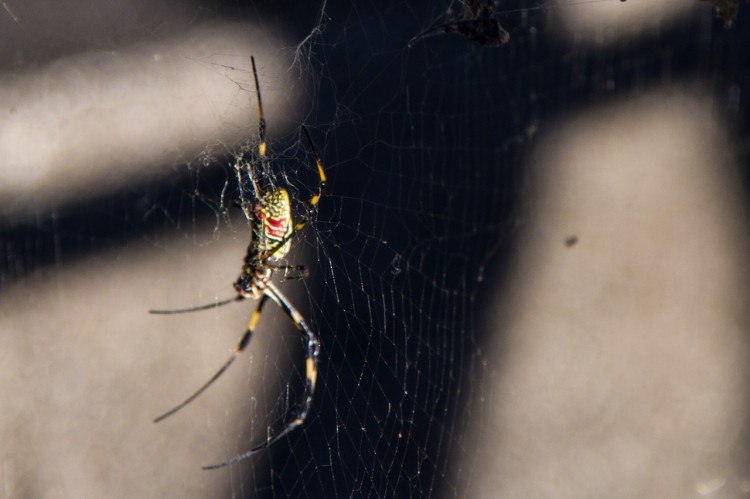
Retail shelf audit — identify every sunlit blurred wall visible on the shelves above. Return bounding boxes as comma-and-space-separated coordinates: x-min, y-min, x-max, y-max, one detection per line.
459, 2, 750, 497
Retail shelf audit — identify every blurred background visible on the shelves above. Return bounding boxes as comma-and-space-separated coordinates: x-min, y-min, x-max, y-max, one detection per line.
1, 0, 749, 497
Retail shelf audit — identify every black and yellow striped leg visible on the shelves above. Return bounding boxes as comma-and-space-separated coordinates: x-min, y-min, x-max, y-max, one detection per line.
300, 125, 327, 216
153, 294, 270, 423
201, 282, 320, 470
251, 56, 267, 159
264, 281, 320, 413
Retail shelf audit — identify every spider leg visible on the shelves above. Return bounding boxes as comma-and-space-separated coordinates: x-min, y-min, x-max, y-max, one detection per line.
265, 281, 320, 407
202, 282, 319, 470
149, 296, 242, 315
266, 263, 308, 280
234, 55, 268, 218
301, 125, 327, 211
153, 293, 271, 423
251, 56, 267, 159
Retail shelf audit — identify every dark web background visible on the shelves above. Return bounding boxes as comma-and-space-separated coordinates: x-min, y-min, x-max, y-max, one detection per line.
2, 1, 750, 498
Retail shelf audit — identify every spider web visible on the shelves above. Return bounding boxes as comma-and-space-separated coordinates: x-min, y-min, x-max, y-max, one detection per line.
2, 0, 750, 498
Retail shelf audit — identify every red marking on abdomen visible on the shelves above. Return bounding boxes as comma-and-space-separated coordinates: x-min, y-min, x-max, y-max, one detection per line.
265, 216, 288, 239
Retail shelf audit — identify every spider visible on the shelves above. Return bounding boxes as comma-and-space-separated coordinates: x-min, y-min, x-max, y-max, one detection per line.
150, 56, 325, 470
702, 0, 750, 26
409, 0, 510, 48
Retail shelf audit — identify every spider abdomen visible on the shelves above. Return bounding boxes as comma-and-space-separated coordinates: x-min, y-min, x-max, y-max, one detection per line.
254, 188, 293, 260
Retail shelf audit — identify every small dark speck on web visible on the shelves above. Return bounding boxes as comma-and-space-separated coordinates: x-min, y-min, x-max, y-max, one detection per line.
565, 235, 578, 247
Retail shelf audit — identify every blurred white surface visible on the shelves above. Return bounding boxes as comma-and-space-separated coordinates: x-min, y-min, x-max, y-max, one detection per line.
464, 90, 750, 498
